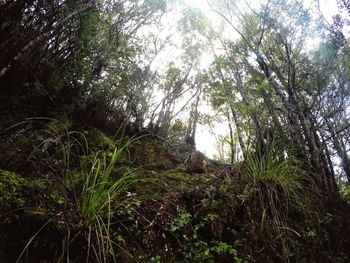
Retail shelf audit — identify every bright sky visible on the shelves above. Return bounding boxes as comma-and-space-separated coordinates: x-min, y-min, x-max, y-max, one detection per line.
183, 0, 339, 158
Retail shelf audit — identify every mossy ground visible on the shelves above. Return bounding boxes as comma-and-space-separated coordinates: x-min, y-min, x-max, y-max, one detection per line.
0, 127, 350, 262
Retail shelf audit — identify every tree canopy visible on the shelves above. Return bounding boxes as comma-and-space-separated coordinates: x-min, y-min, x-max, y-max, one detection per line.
1, 0, 350, 261
1, 0, 350, 185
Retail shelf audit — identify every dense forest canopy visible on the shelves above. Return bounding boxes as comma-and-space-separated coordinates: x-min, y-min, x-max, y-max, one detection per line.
2, 0, 349, 181
1, 0, 350, 262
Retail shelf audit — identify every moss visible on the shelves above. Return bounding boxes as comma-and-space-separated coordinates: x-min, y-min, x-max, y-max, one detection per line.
339, 182, 350, 204
128, 139, 180, 170
161, 170, 191, 181
0, 169, 26, 212
0, 169, 52, 217
86, 128, 114, 149
0, 131, 350, 262
157, 170, 217, 194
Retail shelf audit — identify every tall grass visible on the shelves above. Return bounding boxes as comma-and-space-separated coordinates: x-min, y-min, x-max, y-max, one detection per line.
81, 148, 134, 223
16, 219, 53, 263
243, 142, 303, 211
79, 136, 141, 262
1, 117, 88, 176
1, 117, 89, 209
3, 118, 141, 262
37, 118, 88, 176
80, 149, 135, 262
241, 140, 306, 261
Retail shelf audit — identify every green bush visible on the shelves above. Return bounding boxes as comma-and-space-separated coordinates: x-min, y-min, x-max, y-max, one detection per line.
170, 212, 243, 263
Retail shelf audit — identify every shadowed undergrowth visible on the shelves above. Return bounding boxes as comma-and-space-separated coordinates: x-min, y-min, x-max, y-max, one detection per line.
0, 119, 350, 263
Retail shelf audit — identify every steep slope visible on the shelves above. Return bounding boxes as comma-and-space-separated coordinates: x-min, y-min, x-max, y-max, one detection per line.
0, 125, 349, 262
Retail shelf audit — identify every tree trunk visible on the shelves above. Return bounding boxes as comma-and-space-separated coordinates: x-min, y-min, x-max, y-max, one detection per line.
327, 122, 350, 182
230, 104, 246, 156
227, 111, 235, 164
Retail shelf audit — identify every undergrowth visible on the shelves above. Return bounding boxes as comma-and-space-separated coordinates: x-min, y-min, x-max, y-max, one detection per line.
1, 118, 141, 262
80, 145, 138, 262
1, 120, 350, 262
339, 181, 350, 204
241, 140, 307, 261
170, 212, 243, 263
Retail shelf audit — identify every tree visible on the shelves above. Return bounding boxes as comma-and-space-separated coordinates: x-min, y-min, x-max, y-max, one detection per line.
0, 0, 169, 131
207, 0, 350, 191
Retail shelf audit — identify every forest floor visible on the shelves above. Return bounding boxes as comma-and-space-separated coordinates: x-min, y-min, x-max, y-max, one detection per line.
1, 123, 350, 262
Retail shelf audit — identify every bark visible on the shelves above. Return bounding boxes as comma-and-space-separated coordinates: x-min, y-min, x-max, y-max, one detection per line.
186, 91, 201, 148
321, 132, 339, 194
327, 122, 350, 182
230, 104, 246, 155
227, 112, 236, 164
217, 57, 265, 153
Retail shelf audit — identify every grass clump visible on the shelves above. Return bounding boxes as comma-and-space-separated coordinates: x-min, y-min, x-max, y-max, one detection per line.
81, 147, 136, 224
241, 141, 305, 261
1, 118, 143, 262
80, 144, 138, 262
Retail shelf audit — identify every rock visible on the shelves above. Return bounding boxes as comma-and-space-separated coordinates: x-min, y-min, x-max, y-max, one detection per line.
187, 150, 205, 173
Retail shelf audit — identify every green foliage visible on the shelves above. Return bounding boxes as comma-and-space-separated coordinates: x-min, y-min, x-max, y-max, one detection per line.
1, 0, 350, 262
2, 117, 88, 171
0, 170, 26, 212
1, 118, 143, 262
242, 141, 304, 212
305, 227, 317, 238
33, 118, 88, 176
242, 140, 306, 261
339, 181, 350, 204
170, 212, 243, 263
170, 212, 192, 232
0, 1, 101, 127
78, 135, 141, 262
80, 145, 137, 225
1, 118, 89, 210
0, 169, 48, 216
151, 255, 161, 263
165, 120, 194, 161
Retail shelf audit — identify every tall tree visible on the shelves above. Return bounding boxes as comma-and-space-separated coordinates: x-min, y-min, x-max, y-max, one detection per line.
207, 0, 348, 191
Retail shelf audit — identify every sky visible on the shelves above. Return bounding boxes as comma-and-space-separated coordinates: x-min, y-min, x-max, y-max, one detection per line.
182, 0, 340, 158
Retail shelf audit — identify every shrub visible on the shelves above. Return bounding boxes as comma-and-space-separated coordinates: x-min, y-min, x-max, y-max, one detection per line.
170, 212, 243, 263
241, 140, 305, 261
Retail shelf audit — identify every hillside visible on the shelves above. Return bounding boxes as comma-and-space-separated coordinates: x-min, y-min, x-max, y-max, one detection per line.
1, 0, 350, 262
1, 123, 349, 262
